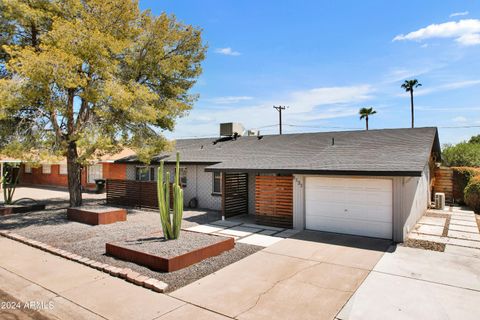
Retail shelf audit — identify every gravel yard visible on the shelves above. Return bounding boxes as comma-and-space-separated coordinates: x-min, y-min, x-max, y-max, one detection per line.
117, 231, 226, 258
0, 198, 262, 292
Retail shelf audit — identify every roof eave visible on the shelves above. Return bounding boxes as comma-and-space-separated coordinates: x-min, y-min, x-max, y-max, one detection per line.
204, 167, 423, 177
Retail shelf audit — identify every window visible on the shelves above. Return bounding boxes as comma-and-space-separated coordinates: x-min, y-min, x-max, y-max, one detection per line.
59, 164, 68, 175
24, 164, 32, 174
213, 172, 222, 194
180, 167, 187, 187
88, 164, 103, 183
42, 164, 51, 174
135, 166, 155, 181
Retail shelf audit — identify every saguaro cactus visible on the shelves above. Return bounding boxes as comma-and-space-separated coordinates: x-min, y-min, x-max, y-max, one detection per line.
157, 152, 184, 240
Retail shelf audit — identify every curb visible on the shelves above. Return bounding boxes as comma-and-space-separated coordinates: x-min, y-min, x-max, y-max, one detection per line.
0, 230, 168, 293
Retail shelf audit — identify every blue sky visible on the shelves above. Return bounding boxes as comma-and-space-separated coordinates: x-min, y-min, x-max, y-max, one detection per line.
140, 0, 480, 144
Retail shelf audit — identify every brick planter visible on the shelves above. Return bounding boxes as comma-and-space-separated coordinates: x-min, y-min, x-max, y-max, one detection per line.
106, 233, 235, 272
67, 206, 127, 225
0, 203, 46, 216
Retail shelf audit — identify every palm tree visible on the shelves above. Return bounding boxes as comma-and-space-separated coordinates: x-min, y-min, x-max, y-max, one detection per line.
359, 107, 377, 130
401, 79, 422, 128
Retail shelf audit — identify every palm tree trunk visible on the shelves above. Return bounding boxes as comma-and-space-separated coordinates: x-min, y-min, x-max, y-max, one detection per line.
366, 116, 369, 130
410, 91, 414, 128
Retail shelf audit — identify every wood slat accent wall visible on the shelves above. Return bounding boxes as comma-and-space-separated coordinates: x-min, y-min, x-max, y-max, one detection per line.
222, 173, 248, 218
433, 167, 453, 203
106, 179, 173, 209
255, 175, 293, 228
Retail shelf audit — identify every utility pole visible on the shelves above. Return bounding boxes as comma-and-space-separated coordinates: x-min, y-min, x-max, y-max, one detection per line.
273, 106, 287, 135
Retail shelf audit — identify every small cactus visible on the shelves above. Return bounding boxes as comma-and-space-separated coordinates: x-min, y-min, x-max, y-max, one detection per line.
157, 152, 184, 240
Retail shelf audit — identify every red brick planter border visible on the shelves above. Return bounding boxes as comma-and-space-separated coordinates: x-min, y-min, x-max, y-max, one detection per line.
0, 204, 46, 216
106, 232, 235, 272
67, 207, 127, 225
0, 231, 168, 293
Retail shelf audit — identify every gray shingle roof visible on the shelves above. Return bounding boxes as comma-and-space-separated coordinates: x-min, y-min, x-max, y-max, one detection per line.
116, 127, 441, 177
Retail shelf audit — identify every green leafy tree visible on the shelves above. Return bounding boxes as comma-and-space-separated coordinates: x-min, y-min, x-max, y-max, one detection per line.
0, 0, 206, 206
359, 107, 376, 130
468, 135, 480, 144
442, 142, 480, 167
401, 79, 422, 128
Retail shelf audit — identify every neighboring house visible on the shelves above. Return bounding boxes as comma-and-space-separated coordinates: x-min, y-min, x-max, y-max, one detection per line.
116, 126, 441, 242
19, 148, 134, 191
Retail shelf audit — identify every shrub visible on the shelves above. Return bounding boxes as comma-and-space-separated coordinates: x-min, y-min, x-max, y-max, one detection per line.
442, 142, 480, 167
464, 176, 480, 213
452, 167, 480, 204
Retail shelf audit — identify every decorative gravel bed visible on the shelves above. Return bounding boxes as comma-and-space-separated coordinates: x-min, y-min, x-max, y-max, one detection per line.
118, 231, 226, 258
403, 238, 445, 252
0, 199, 262, 292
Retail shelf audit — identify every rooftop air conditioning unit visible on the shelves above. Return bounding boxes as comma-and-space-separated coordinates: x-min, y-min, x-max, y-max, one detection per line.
435, 193, 445, 210
220, 122, 244, 137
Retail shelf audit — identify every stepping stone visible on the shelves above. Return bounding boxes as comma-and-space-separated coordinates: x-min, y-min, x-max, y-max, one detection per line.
418, 216, 446, 227
450, 220, 478, 227
449, 215, 477, 222
448, 224, 479, 234
210, 220, 242, 228
444, 245, 480, 259
218, 226, 261, 238
448, 230, 480, 242
274, 229, 301, 238
414, 224, 444, 236
186, 224, 225, 234
238, 234, 284, 247
258, 229, 279, 236
445, 237, 480, 249
241, 223, 285, 231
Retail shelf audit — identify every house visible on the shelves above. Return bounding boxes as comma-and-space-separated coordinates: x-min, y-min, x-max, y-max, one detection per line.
115, 125, 441, 242
19, 148, 135, 191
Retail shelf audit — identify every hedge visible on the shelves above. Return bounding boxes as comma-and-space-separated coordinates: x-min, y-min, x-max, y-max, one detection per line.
465, 176, 480, 213
452, 167, 480, 204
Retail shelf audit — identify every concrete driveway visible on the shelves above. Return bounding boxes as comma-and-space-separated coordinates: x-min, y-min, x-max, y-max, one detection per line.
171, 231, 391, 320
337, 245, 480, 320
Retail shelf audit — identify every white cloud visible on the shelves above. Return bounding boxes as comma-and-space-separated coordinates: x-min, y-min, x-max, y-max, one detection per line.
215, 47, 241, 56
453, 116, 467, 123
208, 96, 253, 104
393, 19, 480, 46
415, 79, 480, 96
450, 11, 469, 18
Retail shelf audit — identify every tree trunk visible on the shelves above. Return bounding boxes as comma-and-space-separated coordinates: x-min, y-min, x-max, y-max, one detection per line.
366, 116, 369, 130
67, 141, 83, 207
410, 91, 414, 128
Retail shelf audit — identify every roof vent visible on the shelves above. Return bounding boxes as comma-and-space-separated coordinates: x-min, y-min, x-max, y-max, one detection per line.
332, 138, 335, 146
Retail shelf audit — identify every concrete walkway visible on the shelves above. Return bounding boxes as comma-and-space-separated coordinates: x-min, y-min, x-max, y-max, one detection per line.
0, 236, 229, 320
186, 217, 300, 248
171, 231, 391, 320
408, 207, 480, 255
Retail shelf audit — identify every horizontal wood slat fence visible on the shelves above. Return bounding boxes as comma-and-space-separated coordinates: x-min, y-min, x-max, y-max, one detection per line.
222, 173, 248, 218
433, 167, 453, 203
255, 175, 293, 228
106, 179, 173, 209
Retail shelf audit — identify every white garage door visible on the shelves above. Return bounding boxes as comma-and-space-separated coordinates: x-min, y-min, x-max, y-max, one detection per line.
305, 177, 393, 239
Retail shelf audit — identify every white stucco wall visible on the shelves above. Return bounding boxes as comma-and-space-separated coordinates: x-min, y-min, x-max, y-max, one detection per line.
398, 164, 430, 241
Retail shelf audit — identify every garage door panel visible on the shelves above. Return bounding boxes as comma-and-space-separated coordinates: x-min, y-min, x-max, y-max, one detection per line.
306, 216, 392, 239
305, 177, 393, 239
